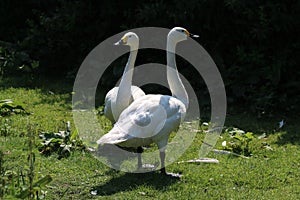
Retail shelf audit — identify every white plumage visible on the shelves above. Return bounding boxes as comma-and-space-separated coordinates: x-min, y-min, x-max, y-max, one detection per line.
104, 32, 145, 123
99, 94, 186, 148
98, 27, 197, 176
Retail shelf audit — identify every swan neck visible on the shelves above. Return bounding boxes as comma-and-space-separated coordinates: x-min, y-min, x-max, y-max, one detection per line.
115, 48, 138, 117
120, 48, 138, 86
166, 39, 189, 108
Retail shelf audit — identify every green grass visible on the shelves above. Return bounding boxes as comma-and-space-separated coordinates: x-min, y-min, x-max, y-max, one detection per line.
1, 77, 299, 199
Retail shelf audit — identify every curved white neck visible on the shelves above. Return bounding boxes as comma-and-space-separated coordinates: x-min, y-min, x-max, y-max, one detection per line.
167, 38, 189, 108
115, 47, 138, 116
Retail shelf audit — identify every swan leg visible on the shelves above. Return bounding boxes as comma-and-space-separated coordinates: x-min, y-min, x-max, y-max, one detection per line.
137, 146, 143, 169
136, 147, 157, 172
160, 151, 182, 178
160, 151, 166, 174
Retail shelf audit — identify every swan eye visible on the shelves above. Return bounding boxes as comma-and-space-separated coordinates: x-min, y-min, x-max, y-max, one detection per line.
176, 29, 185, 33
129, 35, 132, 38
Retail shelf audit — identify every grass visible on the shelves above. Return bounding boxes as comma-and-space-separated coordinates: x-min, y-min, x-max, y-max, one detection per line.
1, 76, 299, 199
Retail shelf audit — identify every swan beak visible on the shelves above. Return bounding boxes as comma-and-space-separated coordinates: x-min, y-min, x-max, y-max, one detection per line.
114, 39, 126, 45
114, 35, 128, 45
184, 30, 199, 38
114, 40, 122, 45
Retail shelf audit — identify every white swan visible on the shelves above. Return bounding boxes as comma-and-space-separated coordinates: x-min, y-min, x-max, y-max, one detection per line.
104, 32, 145, 123
98, 27, 198, 176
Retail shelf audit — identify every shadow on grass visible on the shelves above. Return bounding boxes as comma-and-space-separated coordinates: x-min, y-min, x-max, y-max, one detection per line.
90, 144, 179, 196
0, 75, 74, 94
0, 75, 74, 108
225, 109, 300, 146
275, 124, 300, 146
91, 171, 179, 196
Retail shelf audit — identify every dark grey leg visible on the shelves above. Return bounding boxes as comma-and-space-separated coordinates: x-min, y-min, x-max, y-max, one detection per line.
159, 150, 182, 178
137, 146, 143, 169
160, 151, 166, 174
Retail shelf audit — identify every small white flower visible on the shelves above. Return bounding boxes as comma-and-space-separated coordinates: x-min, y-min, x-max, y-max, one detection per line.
222, 141, 227, 147
91, 190, 97, 195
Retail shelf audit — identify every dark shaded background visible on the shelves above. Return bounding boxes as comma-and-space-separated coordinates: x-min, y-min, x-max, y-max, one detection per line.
0, 0, 299, 115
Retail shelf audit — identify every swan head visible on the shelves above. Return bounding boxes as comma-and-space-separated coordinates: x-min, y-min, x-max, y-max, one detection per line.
114, 32, 139, 51
168, 27, 199, 43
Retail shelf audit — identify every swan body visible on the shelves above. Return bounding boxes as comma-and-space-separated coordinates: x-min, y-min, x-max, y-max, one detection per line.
99, 94, 186, 148
98, 27, 197, 176
104, 32, 145, 123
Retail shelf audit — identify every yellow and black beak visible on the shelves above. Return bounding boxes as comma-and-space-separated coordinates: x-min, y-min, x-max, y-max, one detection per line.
185, 29, 199, 38
114, 35, 128, 45
184, 29, 199, 38
181, 29, 199, 38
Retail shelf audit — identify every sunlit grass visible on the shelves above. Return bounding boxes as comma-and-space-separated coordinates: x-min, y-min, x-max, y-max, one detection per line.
1, 79, 299, 199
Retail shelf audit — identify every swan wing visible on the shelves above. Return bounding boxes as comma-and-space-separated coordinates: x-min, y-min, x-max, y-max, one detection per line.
98, 95, 186, 148
96, 126, 131, 145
